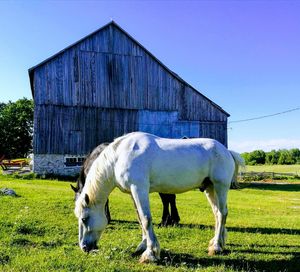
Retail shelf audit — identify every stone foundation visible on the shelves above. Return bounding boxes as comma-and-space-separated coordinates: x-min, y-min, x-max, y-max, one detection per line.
33, 154, 82, 177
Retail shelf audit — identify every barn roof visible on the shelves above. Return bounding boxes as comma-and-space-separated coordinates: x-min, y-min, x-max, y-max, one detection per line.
29, 21, 229, 117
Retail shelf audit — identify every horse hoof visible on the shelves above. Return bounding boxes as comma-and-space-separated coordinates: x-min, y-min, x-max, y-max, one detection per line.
139, 249, 159, 263
209, 238, 214, 247
159, 215, 173, 227
171, 219, 180, 226
208, 245, 222, 256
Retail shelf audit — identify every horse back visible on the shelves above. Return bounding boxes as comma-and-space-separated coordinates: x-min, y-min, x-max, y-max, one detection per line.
114, 133, 234, 194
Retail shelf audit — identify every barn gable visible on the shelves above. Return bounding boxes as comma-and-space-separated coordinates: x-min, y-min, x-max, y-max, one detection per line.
29, 21, 229, 176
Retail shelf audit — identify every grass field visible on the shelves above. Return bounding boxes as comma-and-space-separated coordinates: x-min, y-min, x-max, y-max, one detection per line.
0, 175, 300, 272
245, 165, 300, 174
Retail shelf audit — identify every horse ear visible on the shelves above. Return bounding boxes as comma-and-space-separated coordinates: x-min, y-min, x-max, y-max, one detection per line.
84, 194, 90, 205
70, 184, 78, 193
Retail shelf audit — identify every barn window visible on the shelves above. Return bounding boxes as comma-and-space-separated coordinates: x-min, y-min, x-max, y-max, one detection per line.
64, 156, 85, 167
77, 157, 85, 164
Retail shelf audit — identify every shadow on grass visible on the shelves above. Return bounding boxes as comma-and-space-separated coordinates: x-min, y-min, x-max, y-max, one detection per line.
179, 223, 300, 235
109, 219, 300, 235
241, 182, 300, 192
227, 225, 300, 235
77, 219, 300, 271
234, 248, 300, 256
237, 243, 300, 249
159, 249, 300, 272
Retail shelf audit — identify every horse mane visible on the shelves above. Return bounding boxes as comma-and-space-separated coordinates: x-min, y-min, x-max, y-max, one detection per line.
76, 134, 128, 211
75, 143, 110, 194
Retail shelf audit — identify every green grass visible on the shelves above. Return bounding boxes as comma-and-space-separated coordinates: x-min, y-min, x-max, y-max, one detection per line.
246, 164, 300, 174
0, 175, 300, 271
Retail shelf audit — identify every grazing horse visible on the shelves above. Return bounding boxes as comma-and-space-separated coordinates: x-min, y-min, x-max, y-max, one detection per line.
74, 132, 244, 263
71, 143, 180, 226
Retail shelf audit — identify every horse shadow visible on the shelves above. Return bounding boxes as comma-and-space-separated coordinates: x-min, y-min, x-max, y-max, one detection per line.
110, 219, 300, 236
177, 223, 300, 235
158, 249, 300, 272
110, 219, 300, 271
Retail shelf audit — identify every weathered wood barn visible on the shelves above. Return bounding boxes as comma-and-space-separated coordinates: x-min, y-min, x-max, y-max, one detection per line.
29, 21, 229, 176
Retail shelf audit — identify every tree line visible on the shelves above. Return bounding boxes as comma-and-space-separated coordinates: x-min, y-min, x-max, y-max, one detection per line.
0, 98, 34, 159
241, 149, 300, 165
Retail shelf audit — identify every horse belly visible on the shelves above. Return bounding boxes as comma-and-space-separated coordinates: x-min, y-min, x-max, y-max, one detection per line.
149, 155, 209, 194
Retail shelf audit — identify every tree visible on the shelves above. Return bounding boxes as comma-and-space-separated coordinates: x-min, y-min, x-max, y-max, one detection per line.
243, 148, 300, 165
0, 98, 34, 158
241, 152, 250, 165
278, 149, 295, 165
290, 148, 300, 164
265, 150, 280, 165
247, 150, 266, 165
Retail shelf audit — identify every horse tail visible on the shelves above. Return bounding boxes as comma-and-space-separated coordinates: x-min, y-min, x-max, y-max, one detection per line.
229, 150, 245, 189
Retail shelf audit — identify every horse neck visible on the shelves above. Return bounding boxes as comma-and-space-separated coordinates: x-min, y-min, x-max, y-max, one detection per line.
84, 160, 116, 205
95, 177, 115, 205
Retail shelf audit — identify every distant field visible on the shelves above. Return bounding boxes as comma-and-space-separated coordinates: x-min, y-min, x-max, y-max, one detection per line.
245, 164, 300, 174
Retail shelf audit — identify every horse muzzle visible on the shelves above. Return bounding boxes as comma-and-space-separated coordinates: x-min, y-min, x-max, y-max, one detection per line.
81, 241, 98, 253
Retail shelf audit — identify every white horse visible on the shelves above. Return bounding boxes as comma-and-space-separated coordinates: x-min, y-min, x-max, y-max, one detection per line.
74, 132, 244, 263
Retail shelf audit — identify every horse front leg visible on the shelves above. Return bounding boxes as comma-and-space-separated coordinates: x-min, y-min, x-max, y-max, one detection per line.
131, 195, 147, 254
131, 185, 160, 263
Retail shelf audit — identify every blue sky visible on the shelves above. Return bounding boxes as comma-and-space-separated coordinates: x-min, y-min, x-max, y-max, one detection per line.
0, 0, 299, 152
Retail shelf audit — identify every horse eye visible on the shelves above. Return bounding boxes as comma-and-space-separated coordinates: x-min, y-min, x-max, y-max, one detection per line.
82, 217, 89, 224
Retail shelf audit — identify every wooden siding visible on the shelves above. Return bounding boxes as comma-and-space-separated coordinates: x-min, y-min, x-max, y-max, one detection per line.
138, 110, 200, 138
200, 122, 228, 146
33, 24, 227, 120
34, 106, 227, 154
34, 105, 139, 154
32, 22, 228, 156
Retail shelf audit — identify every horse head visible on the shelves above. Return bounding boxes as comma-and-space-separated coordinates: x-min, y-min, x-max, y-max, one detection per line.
75, 193, 108, 253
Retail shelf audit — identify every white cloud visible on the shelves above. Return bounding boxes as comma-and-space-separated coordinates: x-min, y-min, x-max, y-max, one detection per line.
228, 139, 300, 153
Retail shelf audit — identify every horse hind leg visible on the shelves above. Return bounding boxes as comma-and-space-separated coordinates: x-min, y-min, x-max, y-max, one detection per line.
169, 194, 180, 226
158, 193, 172, 227
204, 182, 229, 255
159, 193, 179, 227
204, 184, 219, 251
131, 185, 160, 263
211, 184, 228, 251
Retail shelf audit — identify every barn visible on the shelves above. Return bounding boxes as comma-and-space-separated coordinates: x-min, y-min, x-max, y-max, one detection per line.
29, 21, 230, 176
